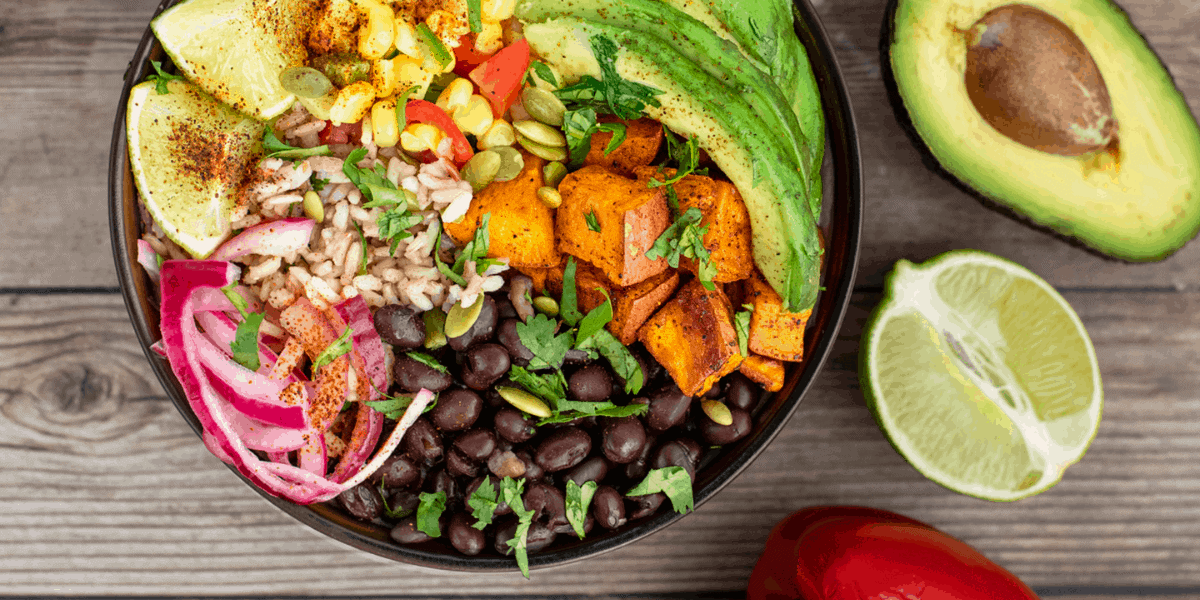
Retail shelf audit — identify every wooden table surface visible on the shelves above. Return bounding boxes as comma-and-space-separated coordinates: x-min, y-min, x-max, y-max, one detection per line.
3, 0, 1200, 596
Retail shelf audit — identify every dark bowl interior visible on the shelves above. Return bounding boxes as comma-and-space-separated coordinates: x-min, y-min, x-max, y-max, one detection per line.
108, 0, 862, 572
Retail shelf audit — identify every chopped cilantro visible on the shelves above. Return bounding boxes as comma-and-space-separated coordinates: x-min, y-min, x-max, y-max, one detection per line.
562, 108, 628, 169
433, 221, 467, 286
576, 329, 644, 394
645, 206, 715, 290
508, 365, 568, 406
407, 351, 449, 374
500, 477, 535, 578
468, 477, 499, 530
627, 466, 694, 514
220, 284, 265, 371
352, 221, 369, 276
345, 147, 423, 255
529, 61, 558, 88
452, 213, 505, 276
379, 476, 415, 519
559, 257, 582, 326
647, 129, 706, 188
310, 175, 330, 192
515, 313, 573, 370
262, 129, 333, 160
364, 383, 437, 418
416, 491, 447, 537
585, 210, 601, 232
735, 304, 754, 357
536, 400, 647, 426
575, 288, 613, 346
565, 480, 598, 538
555, 35, 662, 120
146, 60, 184, 94
312, 326, 354, 372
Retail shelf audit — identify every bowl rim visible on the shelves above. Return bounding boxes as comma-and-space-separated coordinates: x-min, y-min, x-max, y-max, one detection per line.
108, 0, 863, 573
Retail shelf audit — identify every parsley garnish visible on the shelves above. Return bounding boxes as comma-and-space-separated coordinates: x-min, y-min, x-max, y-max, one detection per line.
468, 477, 500, 530
536, 399, 647, 425
562, 108, 627, 169
647, 129, 706, 188
735, 304, 754, 357
645, 206, 715, 290
416, 491, 447, 537
416, 23, 453, 70
311, 326, 353, 372
432, 221, 466, 286
344, 147, 422, 255
628, 466, 694, 514
220, 284, 265, 371
363, 383, 437, 418
529, 61, 558, 88
565, 480, 598, 538
146, 60, 183, 94
352, 221, 369, 276
515, 313, 574, 370
585, 210, 601, 232
508, 365, 568, 405
466, 0, 482, 33
559, 258, 583, 326
262, 129, 333, 160
310, 175, 330, 192
575, 288, 612, 346
406, 351, 449, 374
555, 35, 662, 120
500, 477, 535, 578
452, 213, 505, 276
575, 329, 644, 394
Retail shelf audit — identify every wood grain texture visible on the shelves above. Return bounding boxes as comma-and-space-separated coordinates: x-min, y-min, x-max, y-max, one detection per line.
1, 292, 1197, 594
1, 0, 1199, 288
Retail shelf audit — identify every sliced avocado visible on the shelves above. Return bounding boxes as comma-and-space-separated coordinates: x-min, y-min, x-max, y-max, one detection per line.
887, 0, 1200, 260
523, 18, 821, 310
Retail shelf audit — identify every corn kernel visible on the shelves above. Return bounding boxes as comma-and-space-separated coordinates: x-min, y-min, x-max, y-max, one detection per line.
330, 81, 378, 124
371, 99, 400, 148
401, 123, 445, 153
482, 0, 517, 22
357, 1, 396, 60
475, 20, 503, 55
452, 95, 494, 137
425, 9, 469, 49
436, 78, 474, 113
371, 59, 398, 98
394, 55, 435, 99
477, 119, 515, 150
393, 16, 421, 59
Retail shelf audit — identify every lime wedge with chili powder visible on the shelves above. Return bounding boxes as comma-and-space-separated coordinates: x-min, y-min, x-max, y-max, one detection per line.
860, 250, 1102, 501
126, 79, 264, 258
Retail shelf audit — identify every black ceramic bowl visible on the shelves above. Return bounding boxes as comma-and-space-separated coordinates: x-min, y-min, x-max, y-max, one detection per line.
109, 0, 862, 572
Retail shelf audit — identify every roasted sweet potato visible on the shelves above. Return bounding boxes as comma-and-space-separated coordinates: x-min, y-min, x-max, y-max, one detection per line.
443, 151, 562, 269
584, 117, 663, 177
739, 354, 786, 392
515, 263, 564, 296
575, 260, 681, 345
745, 271, 812, 362
633, 167, 754, 282
557, 165, 670, 286
638, 279, 743, 396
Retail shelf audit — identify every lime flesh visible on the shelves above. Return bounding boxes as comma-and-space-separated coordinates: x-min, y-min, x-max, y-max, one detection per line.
127, 79, 265, 258
861, 250, 1102, 501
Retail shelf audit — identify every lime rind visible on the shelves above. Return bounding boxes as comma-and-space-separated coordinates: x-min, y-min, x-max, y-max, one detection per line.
861, 250, 1103, 501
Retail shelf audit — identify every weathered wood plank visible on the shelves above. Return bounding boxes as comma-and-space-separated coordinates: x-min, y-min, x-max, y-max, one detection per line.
1, 0, 1199, 288
0, 292, 1197, 594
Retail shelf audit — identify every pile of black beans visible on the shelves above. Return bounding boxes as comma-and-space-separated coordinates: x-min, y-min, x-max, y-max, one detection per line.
335, 291, 766, 559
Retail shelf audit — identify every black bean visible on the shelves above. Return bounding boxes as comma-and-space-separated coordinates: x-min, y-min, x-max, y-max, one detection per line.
454, 428, 498, 462
565, 456, 609, 487
426, 468, 460, 507
394, 355, 453, 393
602, 416, 647, 464
390, 516, 431, 544
535, 426, 592, 472
626, 491, 665, 520
447, 447, 481, 478
524, 482, 569, 533
700, 407, 752, 445
496, 318, 535, 366
495, 519, 557, 555
493, 407, 537, 443
725, 372, 760, 412
645, 387, 691, 432
448, 512, 486, 556
430, 388, 483, 431
592, 485, 626, 530
385, 489, 420, 519
567, 364, 613, 402
703, 380, 724, 398
622, 433, 657, 482
373, 304, 426, 350
371, 454, 420, 489
563, 348, 592, 365
448, 295, 497, 351
337, 483, 384, 521
488, 448, 527, 479
495, 293, 519, 320
651, 438, 701, 481
460, 343, 511, 390
484, 378, 515, 407
403, 417, 443, 465
515, 450, 544, 482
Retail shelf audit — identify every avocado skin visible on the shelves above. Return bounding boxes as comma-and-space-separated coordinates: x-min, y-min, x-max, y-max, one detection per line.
882, 0, 1200, 261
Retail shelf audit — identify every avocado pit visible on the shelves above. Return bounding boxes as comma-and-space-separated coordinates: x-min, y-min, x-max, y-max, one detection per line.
964, 4, 1116, 156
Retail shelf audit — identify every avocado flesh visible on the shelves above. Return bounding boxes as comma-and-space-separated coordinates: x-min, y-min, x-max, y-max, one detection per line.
889, 0, 1200, 260
523, 18, 821, 310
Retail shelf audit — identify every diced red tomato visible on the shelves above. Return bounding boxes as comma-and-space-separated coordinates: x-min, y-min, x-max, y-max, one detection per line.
452, 34, 496, 78
318, 121, 362, 145
405, 100, 474, 166
468, 39, 530, 117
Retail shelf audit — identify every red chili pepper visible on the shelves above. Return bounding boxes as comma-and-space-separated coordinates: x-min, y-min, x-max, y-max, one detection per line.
747, 506, 1041, 600
317, 121, 362, 145
404, 99, 474, 165
452, 33, 496, 78
469, 38, 531, 117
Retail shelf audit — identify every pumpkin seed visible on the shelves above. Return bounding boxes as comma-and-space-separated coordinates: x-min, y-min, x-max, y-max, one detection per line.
445, 297, 485, 338
461, 150, 501, 192
279, 66, 333, 99
537, 186, 562, 209
497, 386, 553, 418
701, 399, 733, 426
492, 146, 525, 182
478, 120, 515, 149
517, 133, 568, 162
542, 161, 567, 188
521, 87, 566, 127
513, 120, 567, 147
423, 307, 447, 349
532, 295, 559, 316
302, 191, 324, 222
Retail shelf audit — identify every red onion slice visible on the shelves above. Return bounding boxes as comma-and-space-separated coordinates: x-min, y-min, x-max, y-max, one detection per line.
209, 218, 315, 262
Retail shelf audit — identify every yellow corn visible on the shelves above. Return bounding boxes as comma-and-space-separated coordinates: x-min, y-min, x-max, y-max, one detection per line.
475, 20, 504, 55
371, 58, 398, 98
330, 81, 378, 125
425, 9, 469, 49
477, 119, 515, 150
394, 56, 436, 99
481, 0, 517, 22
371, 99, 400, 148
357, 0, 396, 60
453, 95, 494, 137
393, 16, 421, 59
436, 78, 474, 113
400, 123, 445, 153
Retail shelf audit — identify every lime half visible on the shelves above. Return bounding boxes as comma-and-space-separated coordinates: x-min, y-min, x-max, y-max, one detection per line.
127, 79, 264, 258
151, 0, 319, 119
860, 250, 1102, 501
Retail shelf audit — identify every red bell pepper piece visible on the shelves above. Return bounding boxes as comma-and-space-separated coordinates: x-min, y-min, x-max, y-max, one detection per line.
453, 33, 496, 77
747, 506, 1041, 600
469, 38, 531, 117
318, 120, 362, 145
404, 99, 474, 165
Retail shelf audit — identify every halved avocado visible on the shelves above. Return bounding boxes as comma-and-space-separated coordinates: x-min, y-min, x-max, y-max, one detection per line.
885, 0, 1200, 261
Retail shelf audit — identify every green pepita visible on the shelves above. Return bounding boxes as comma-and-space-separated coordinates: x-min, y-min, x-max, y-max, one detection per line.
513, 120, 567, 147
537, 186, 562, 209
445, 297, 485, 338
542, 161, 567, 188
461, 150, 501, 192
279, 65, 334, 98
497, 386, 553, 418
701, 399, 733, 426
303, 190, 324, 222
521, 87, 566, 127
478, 120, 516, 149
423, 307, 447, 349
492, 146, 525, 182
517, 132, 569, 162
533, 295, 559, 316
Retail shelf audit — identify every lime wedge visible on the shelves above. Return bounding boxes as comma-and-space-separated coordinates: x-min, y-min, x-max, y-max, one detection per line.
127, 79, 265, 258
860, 250, 1102, 501
151, 0, 319, 119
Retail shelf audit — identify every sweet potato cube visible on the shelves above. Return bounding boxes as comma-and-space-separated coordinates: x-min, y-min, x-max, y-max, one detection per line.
739, 354, 786, 392
515, 263, 565, 296
584, 117, 664, 177
443, 152, 561, 269
557, 165, 670, 286
634, 167, 754, 282
575, 261, 681, 345
746, 272, 812, 362
638, 279, 743, 396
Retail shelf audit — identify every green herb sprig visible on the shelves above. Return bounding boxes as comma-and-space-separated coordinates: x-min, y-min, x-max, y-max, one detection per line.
219, 284, 266, 371
628, 466, 694, 514
146, 60, 184, 94
262, 129, 333, 160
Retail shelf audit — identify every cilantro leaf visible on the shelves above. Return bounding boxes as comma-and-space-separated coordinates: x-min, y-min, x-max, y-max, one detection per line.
466, 0, 482, 33
312, 326, 354, 372
555, 35, 662, 120
627, 466, 693, 514
468, 477, 500, 530
500, 477, 535, 578
585, 210, 601, 232
352, 221, 369, 276
565, 480, 598, 538
562, 108, 599, 169
433, 221, 467, 286
536, 400, 647, 425
735, 304, 754, 357
451, 213, 504, 276
598, 122, 627, 155
378, 209, 423, 255
575, 287, 613, 346
576, 329, 643, 394
146, 60, 183, 94
407, 351, 449, 374
416, 491, 447, 537
645, 206, 715, 290
343, 147, 424, 255
220, 284, 264, 371
530, 61, 558, 87
310, 176, 330, 192
515, 313, 573, 370
508, 365, 568, 406
379, 477, 415, 519
363, 383, 438, 418
262, 129, 333, 160
663, 184, 681, 217
647, 130, 705, 188
559, 257, 582, 327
